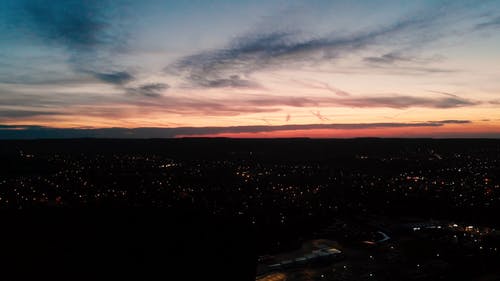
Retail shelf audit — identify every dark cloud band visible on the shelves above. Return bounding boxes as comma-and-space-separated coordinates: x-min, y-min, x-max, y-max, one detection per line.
0, 120, 472, 139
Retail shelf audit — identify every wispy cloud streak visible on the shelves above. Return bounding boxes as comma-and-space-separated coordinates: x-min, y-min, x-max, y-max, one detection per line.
126, 83, 169, 98
168, 6, 447, 87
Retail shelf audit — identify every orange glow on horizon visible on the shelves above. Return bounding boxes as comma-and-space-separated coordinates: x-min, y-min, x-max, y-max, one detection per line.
176, 124, 500, 138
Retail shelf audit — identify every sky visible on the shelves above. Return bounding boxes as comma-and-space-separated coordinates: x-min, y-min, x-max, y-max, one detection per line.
1, 0, 500, 138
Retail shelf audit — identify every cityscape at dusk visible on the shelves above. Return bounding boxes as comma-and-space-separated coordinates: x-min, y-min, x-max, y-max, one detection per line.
1, 139, 500, 280
2, 1, 500, 281
1, 0, 500, 138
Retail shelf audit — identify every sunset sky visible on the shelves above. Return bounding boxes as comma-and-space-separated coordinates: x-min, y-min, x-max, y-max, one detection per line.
1, 0, 500, 138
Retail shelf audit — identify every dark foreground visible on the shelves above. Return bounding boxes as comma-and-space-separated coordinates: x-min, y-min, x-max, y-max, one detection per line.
0, 209, 256, 280
1, 138, 500, 280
